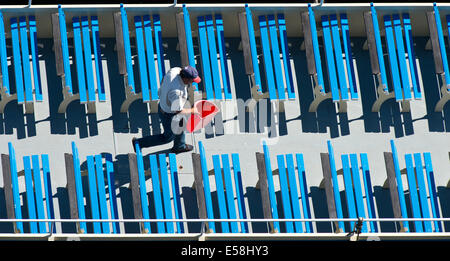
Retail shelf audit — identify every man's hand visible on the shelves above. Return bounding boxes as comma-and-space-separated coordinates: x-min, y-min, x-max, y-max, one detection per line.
179, 106, 198, 115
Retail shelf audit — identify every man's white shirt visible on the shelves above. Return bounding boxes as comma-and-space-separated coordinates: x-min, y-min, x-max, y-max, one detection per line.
158, 67, 188, 113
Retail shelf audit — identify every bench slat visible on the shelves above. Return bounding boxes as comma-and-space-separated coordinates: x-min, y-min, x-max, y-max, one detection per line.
58, 7, 73, 94
231, 153, 248, 233
341, 155, 357, 229
206, 15, 223, 100
393, 14, 412, 100
199, 141, 216, 232
278, 14, 295, 99
262, 142, 280, 232
296, 153, 313, 233
197, 16, 215, 100
403, 13, 421, 99
405, 154, 423, 232
95, 155, 110, 233
349, 154, 367, 233
212, 155, 230, 233
322, 16, 340, 102
120, 5, 135, 93
413, 153, 432, 232
24, 156, 38, 233
41, 154, 56, 233
169, 153, 184, 233
268, 15, 286, 100
149, 154, 166, 233
277, 155, 294, 233
182, 5, 198, 90
340, 14, 358, 99
134, 16, 151, 103
71, 142, 87, 233
91, 16, 106, 102
330, 14, 349, 101
286, 154, 303, 233
259, 16, 278, 100
143, 15, 160, 101
87, 156, 102, 233
19, 17, 33, 102
0, 12, 9, 93
11, 18, 25, 103
384, 15, 403, 101
158, 154, 174, 233
369, 5, 389, 92
433, 3, 450, 91
389, 140, 410, 231
72, 17, 88, 103
81, 16, 96, 102
360, 153, 377, 232
215, 14, 232, 100
135, 143, 151, 232
245, 5, 262, 92
6, 144, 23, 233
153, 15, 165, 81
221, 154, 239, 233
29, 16, 43, 101
326, 141, 345, 231
105, 153, 119, 233
308, 5, 325, 93
423, 152, 442, 232
32, 155, 47, 233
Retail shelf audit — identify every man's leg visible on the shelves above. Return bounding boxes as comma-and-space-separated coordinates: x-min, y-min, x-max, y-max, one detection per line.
133, 106, 174, 151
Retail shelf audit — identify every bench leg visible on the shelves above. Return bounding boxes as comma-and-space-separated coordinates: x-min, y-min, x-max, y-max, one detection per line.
58, 86, 80, 114
371, 83, 395, 112
309, 84, 331, 112
435, 84, 450, 112
0, 88, 17, 114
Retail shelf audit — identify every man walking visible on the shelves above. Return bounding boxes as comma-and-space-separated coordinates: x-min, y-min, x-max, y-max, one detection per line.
132, 65, 201, 154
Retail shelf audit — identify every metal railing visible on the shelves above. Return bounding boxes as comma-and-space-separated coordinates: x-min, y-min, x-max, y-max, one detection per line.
0, 217, 449, 236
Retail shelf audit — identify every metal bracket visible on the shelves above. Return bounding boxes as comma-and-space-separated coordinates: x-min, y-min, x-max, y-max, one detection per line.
435, 78, 450, 112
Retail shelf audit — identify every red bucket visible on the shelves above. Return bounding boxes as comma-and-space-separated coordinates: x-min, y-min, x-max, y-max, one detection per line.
186, 100, 220, 133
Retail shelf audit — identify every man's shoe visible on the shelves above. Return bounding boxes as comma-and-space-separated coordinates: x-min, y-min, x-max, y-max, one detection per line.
171, 144, 194, 154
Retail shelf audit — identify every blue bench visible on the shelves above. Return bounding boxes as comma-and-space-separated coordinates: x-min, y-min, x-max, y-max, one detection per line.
128, 143, 184, 234
364, 3, 421, 112
1, 143, 55, 233
237, 5, 295, 110
0, 14, 43, 114
191, 141, 248, 233
426, 3, 450, 112
255, 141, 314, 233
64, 142, 119, 234
384, 140, 442, 232
114, 4, 165, 113
194, 14, 233, 101
52, 6, 106, 114
320, 141, 378, 233
302, 5, 358, 113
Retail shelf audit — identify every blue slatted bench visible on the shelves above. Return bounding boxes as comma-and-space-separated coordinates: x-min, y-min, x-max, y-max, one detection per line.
191, 141, 248, 233
237, 5, 295, 112
1, 143, 55, 233
0, 13, 43, 114
193, 14, 233, 101
64, 142, 119, 234
128, 143, 184, 234
364, 3, 420, 113
52, 6, 106, 114
383, 140, 443, 233
426, 3, 450, 112
114, 4, 165, 113
320, 141, 378, 233
255, 141, 314, 233
302, 5, 358, 113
